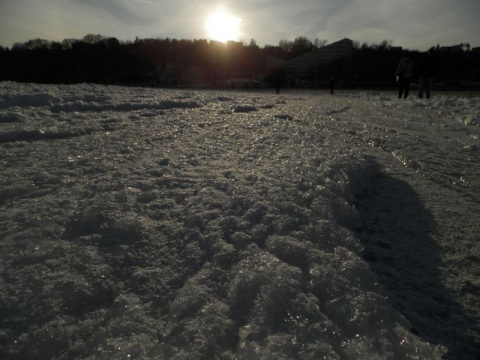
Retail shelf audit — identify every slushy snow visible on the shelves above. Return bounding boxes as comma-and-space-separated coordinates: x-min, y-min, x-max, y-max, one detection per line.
1, 82, 479, 359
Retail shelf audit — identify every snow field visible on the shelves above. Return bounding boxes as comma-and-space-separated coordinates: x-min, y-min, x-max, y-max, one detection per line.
1, 82, 479, 359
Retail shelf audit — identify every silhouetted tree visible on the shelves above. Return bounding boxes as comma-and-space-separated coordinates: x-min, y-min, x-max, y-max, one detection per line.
1, 35, 478, 88
313, 39, 328, 48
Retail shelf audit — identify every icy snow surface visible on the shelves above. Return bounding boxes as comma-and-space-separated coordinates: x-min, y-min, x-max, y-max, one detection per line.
1, 82, 479, 359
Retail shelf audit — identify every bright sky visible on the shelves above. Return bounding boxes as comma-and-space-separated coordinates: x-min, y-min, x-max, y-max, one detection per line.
1, 0, 479, 50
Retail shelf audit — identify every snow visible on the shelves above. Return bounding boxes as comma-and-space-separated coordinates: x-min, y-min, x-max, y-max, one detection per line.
1, 82, 479, 359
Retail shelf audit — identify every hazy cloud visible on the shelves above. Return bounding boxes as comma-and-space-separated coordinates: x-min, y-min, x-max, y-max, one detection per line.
1, 0, 479, 49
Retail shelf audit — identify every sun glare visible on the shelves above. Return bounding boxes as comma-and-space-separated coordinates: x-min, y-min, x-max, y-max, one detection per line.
205, 9, 241, 42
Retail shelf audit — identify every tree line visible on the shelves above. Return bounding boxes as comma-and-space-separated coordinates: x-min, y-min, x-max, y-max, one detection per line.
0, 34, 478, 88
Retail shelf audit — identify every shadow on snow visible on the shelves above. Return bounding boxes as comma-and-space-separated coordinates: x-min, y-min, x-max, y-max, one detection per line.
353, 172, 479, 360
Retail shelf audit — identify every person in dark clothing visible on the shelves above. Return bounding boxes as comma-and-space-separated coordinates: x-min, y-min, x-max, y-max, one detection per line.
273, 72, 284, 94
395, 53, 414, 99
329, 77, 335, 95
418, 50, 439, 99
275, 78, 282, 94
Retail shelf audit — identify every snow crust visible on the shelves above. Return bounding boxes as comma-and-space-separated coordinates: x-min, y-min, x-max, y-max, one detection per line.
1, 82, 479, 359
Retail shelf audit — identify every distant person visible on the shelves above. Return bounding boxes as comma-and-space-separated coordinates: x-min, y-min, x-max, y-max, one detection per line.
329, 77, 335, 95
395, 53, 414, 99
274, 75, 283, 94
275, 79, 281, 94
418, 50, 439, 99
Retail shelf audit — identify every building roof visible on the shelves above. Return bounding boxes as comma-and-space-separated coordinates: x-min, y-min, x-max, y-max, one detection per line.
268, 38, 354, 77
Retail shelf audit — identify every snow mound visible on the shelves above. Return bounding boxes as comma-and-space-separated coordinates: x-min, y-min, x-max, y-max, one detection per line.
232, 105, 259, 113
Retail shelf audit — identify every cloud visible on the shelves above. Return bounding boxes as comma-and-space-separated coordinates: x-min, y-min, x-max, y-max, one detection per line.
71, 0, 160, 23
0, 0, 479, 49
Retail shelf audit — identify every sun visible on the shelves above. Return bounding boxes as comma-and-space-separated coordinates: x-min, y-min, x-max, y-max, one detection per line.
205, 9, 241, 42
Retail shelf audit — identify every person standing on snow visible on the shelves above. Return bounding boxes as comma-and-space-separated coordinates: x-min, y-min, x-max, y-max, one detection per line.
395, 53, 414, 99
418, 50, 439, 99
329, 77, 335, 95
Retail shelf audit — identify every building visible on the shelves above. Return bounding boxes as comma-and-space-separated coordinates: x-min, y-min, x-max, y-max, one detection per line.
267, 38, 354, 80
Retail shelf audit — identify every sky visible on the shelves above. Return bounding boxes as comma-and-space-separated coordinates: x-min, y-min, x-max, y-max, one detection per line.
1, 0, 479, 51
